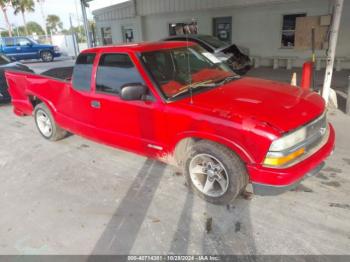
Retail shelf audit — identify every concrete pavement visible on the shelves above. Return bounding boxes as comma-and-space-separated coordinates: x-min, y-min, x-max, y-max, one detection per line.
0, 102, 349, 255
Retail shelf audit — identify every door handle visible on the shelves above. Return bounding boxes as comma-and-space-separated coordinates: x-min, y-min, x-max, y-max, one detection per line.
91, 100, 101, 109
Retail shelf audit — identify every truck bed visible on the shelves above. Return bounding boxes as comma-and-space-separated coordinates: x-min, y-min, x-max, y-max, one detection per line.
41, 67, 74, 81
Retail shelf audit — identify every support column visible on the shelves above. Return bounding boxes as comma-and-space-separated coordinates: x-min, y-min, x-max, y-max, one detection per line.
322, 0, 344, 105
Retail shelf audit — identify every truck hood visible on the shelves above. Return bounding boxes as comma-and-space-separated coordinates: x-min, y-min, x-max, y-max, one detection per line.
179, 77, 325, 133
34, 44, 54, 49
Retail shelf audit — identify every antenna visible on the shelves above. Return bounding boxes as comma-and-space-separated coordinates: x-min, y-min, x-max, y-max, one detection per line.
186, 21, 194, 104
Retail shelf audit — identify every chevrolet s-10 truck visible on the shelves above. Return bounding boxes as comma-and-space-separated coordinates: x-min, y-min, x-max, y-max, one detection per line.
5, 41, 335, 205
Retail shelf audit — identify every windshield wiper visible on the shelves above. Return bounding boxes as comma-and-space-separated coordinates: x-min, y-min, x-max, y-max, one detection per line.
170, 82, 217, 99
217, 75, 241, 86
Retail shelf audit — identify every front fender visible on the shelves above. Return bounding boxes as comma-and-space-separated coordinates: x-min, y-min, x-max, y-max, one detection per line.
172, 131, 255, 164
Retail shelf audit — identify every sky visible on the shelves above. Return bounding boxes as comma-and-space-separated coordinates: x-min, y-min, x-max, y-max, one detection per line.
0, 0, 129, 32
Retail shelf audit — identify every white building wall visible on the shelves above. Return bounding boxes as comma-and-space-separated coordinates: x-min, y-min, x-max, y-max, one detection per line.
135, 0, 301, 15
141, 0, 338, 67
94, 0, 350, 68
337, 0, 350, 57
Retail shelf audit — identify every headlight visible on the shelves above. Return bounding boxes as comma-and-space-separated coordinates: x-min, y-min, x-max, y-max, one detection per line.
264, 127, 307, 167
269, 127, 306, 151
54, 46, 60, 52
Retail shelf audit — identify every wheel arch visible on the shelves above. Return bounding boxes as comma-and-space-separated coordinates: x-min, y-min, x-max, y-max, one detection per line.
28, 94, 57, 117
39, 49, 53, 55
39, 49, 54, 61
172, 132, 254, 166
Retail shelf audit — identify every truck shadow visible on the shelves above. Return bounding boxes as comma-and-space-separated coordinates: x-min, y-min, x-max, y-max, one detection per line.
89, 159, 166, 255
89, 158, 255, 255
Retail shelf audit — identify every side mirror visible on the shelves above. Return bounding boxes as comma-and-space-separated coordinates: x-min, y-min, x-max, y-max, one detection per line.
120, 84, 148, 101
26, 42, 33, 47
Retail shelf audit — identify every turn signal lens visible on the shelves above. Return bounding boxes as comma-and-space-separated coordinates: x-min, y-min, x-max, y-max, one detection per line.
264, 148, 305, 167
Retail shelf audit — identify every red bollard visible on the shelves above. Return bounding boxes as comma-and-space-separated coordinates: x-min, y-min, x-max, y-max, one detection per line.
300, 61, 313, 90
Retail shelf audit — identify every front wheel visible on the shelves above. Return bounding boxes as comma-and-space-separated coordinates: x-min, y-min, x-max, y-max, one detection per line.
34, 103, 67, 141
184, 141, 248, 205
41, 51, 54, 62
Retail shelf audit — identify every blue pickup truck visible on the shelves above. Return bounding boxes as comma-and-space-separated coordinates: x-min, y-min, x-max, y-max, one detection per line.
0, 37, 61, 62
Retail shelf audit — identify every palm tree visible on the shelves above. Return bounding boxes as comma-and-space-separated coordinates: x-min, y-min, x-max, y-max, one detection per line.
11, 0, 35, 36
0, 0, 13, 36
46, 14, 63, 34
36, 0, 47, 36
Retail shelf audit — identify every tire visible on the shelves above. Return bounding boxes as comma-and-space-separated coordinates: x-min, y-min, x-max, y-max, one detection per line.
183, 140, 248, 205
41, 51, 54, 62
34, 103, 67, 141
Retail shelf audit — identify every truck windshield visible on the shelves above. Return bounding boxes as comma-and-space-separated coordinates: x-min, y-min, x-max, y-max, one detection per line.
141, 45, 237, 99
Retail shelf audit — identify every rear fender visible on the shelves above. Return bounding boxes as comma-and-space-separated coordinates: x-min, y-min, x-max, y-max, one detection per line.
5, 70, 58, 117
5, 70, 33, 116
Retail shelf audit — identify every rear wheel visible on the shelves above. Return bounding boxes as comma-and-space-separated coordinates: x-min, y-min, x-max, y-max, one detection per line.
41, 51, 54, 62
34, 103, 67, 141
184, 140, 248, 205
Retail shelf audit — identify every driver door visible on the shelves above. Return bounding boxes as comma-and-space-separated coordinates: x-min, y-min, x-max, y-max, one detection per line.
16, 37, 35, 60
91, 52, 166, 157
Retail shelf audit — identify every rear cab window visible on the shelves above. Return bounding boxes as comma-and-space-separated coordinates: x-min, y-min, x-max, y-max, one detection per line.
72, 53, 96, 91
95, 53, 145, 96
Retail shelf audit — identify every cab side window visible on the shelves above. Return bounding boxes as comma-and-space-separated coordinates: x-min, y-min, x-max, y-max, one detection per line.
96, 53, 144, 96
72, 53, 96, 91
17, 37, 31, 46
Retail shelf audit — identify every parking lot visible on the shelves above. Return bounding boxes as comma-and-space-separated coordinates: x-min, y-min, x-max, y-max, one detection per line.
0, 60, 349, 255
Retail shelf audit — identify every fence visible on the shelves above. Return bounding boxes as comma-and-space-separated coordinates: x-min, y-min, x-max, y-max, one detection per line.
28, 34, 82, 58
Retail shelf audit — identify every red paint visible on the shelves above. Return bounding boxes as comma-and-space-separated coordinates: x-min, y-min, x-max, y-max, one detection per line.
301, 61, 313, 90
5, 42, 335, 188
248, 124, 335, 186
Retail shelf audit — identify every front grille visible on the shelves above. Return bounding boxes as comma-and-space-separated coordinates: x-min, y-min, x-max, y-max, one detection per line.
306, 113, 327, 139
304, 113, 328, 153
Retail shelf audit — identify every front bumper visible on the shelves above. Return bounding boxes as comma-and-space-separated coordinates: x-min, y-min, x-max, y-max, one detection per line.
53, 52, 62, 58
252, 161, 325, 195
247, 123, 335, 195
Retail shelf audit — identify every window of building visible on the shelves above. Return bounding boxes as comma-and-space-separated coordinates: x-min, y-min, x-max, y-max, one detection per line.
281, 13, 306, 48
122, 27, 135, 43
72, 53, 96, 91
169, 21, 198, 36
96, 53, 144, 96
101, 27, 112, 45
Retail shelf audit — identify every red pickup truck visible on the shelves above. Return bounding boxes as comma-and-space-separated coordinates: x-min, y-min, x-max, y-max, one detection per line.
5, 42, 335, 205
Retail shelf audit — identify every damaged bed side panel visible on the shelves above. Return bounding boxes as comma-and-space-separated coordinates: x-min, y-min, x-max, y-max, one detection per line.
5, 70, 71, 117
